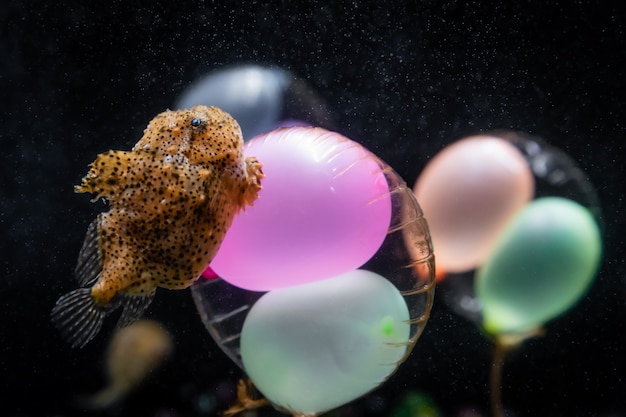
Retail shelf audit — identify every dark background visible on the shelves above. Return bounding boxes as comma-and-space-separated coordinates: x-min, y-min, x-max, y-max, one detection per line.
1, 1, 624, 416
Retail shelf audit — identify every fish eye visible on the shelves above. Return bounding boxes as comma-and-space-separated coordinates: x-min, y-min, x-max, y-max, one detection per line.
191, 118, 202, 127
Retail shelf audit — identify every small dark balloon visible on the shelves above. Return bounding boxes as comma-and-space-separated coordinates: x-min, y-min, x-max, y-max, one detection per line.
174, 64, 334, 140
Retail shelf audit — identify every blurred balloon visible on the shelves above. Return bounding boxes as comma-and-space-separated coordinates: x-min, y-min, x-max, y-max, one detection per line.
476, 196, 602, 417
476, 197, 602, 335
210, 127, 392, 292
427, 132, 604, 417
240, 269, 410, 415
414, 135, 534, 274
86, 320, 173, 409
174, 64, 333, 140
390, 391, 441, 417
192, 129, 436, 415
437, 131, 602, 324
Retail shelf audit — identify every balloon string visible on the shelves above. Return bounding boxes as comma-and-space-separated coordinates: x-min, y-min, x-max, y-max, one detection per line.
490, 340, 506, 417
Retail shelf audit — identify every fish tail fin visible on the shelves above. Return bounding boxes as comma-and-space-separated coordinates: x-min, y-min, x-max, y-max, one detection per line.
51, 288, 109, 348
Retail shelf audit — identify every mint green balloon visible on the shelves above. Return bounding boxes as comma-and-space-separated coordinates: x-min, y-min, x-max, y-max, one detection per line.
476, 197, 602, 335
240, 269, 410, 415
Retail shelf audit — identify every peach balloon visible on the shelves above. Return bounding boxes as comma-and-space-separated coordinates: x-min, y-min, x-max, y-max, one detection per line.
414, 135, 534, 273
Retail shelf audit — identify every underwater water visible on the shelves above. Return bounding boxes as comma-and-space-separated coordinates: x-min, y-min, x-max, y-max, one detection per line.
1, 1, 624, 417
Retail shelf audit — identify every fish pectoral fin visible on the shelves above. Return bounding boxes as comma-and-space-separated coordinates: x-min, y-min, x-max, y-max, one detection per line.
51, 288, 116, 348
75, 218, 103, 286
115, 291, 156, 329
75, 150, 139, 198
240, 156, 264, 208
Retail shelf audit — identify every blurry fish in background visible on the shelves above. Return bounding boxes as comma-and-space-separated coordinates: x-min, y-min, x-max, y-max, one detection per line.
86, 319, 174, 409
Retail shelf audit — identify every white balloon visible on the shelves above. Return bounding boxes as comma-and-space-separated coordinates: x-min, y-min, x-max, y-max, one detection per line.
240, 269, 410, 415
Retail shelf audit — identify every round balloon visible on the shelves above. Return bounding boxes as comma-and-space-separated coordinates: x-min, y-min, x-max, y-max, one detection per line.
209, 127, 392, 291
414, 135, 534, 274
240, 269, 410, 415
476, 197, 602, 335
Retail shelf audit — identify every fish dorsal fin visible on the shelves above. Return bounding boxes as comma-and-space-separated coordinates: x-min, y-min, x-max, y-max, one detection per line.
75, 218, 103, 287
115, 291, 156, 328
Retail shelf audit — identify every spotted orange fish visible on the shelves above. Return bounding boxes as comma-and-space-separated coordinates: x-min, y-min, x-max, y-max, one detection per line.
52, 105, 264, 348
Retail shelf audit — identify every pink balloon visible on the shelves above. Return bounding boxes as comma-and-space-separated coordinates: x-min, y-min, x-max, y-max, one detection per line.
209, 127, 392, 291
414, 135, 534, 273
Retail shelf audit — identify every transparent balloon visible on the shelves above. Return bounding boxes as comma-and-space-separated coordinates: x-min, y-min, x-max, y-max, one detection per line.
503, 131, 602, 225
191, 127, 435, 416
